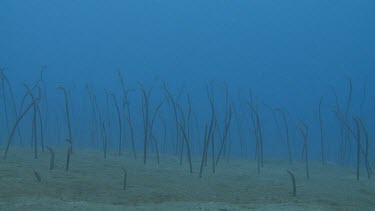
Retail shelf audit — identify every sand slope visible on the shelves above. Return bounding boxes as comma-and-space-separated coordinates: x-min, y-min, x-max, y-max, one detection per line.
0, 147, 374, 210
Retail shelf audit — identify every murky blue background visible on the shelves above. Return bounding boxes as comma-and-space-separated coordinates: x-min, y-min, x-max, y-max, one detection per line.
1, 1, 374, 163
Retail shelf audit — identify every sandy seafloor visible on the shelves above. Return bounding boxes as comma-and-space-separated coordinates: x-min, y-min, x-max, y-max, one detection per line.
0, 147, 374, 211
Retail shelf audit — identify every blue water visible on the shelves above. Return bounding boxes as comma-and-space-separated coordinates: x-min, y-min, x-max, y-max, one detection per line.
1, 1, 374, 166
